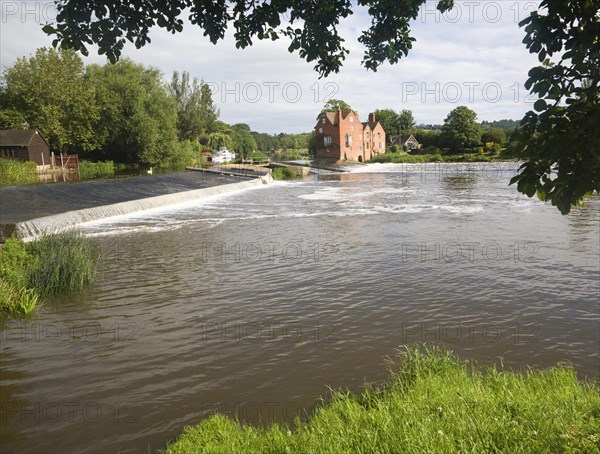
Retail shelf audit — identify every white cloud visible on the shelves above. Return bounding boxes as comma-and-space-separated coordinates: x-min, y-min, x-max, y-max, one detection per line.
0, 1, 542, 133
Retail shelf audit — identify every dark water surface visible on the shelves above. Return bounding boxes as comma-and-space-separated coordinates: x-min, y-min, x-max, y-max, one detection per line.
1, 163, 599, 453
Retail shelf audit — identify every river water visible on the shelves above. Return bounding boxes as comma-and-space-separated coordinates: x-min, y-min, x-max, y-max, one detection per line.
1, 162, 598, 453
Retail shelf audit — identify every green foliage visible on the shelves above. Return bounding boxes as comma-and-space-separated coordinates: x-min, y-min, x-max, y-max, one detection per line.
0, 158, 37, 186
388, 144, 401, 153
481, 128, 507, 146
208, 132, 233, 151
0, 232, 97, 317
229, 123, 257, 158
441, 106, 482, 153
398, 109, 416, 135
0, 278, 38, 317
26, 231, 97, 296
0, 236, 37, 316
271, 167, 302, 180
78, 160, 115, 180
319, 99, 354, 117
165, 345, 600, 454
374, 108, 400, 143
166, 140, 201, 168
169, 71, 218, 141
1, 48, 99, 153
510, 0, 600, 214
87, 59, 178, 165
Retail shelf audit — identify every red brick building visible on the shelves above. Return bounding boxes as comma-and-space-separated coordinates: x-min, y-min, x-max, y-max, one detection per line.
314, 110, 385, 162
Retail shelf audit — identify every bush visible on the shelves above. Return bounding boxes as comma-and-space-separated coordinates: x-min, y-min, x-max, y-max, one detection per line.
387, 144, 400, 153
27, 231, 98, 295
271, 167, 302, 180
0, 232, 98, 317
0, 158, 37, 186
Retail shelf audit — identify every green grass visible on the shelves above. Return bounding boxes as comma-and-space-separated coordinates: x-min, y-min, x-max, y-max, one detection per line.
0, 158, 37, 186
165, 346, 600, 453
271, 167, 303, 180
78, 160, 115, 179
0, 232, 98, 317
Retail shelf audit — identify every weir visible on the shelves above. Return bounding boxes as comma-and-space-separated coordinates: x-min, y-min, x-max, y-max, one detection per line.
5, 175, 272, 241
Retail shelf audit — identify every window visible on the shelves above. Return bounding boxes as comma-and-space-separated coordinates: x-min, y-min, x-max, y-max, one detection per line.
319, 127, 323, 133
379, 142, 383, 149
324, 135, 332, 146
322, 118, 326, 124
366, 132, 370, 140
345, 134, 352, 146
377, 132, 381, 139
349, 116, 353, 122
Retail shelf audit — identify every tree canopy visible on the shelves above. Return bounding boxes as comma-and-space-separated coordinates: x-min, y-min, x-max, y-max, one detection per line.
441, 106, 482, 152
1, 48, 99, 153
319, 99, 354, 117
509, 0, 599, 214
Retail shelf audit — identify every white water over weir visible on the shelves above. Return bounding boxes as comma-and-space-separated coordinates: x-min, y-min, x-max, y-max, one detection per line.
14, 175, 272, 241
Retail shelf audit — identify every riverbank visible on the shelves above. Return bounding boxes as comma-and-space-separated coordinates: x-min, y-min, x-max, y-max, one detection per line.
165, 346, 600, 453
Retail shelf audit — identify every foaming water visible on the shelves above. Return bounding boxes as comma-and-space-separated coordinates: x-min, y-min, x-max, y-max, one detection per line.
1, 163, 598, 454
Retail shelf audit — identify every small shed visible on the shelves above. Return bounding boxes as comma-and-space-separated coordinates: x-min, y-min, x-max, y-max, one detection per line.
0, 129, 51, 166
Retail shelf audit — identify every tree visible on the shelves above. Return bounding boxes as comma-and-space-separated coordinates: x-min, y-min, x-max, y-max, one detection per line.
441, 106, 482, 152
319, 99, 354, 117
509, 0, 599, 214
481, 128, 506, 146
169, 71, 218, 141
374, 109, 399, 144
208, 132, 233, 151
229, 123, 257, 158
43, 1, 458, 77
1, 47, 99, 153
397, 109, 416, 135
87, 59, 178, 165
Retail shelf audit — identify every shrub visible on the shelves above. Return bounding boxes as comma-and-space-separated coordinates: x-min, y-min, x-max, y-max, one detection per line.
26, 231, 98, 295
387, 144, 400, 153
0, 232, 98, 317
271, 167, 302, 180
0, 158, 37, 186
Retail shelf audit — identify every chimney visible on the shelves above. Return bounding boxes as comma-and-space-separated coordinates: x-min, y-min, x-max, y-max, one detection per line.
369, 112, 376, 123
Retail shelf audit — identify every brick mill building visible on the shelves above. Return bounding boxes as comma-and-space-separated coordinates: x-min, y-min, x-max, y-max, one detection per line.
314, 110, 386, 162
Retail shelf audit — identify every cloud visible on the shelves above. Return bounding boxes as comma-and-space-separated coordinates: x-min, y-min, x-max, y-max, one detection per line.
0, 1, 541, 133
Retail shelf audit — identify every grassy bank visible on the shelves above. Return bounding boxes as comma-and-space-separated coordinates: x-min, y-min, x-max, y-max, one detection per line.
78, 160, 115, 179
165, 346, 599, 453
0, 232, 97, 317
0, 158, 37, 186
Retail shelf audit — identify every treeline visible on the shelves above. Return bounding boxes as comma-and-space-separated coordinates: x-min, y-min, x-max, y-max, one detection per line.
0, 48, 310, 166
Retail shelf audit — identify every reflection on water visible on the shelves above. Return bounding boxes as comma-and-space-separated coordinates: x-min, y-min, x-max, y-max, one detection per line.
1, 163, 598, 454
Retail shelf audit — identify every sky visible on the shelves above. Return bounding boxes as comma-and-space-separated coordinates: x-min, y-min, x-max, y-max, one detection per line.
0, 1, 542, 134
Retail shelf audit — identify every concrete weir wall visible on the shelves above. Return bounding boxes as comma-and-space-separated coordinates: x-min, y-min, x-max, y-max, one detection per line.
9, 175, 272, 241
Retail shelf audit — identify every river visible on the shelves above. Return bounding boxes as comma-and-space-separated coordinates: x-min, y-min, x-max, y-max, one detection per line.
1, 162, 598, 453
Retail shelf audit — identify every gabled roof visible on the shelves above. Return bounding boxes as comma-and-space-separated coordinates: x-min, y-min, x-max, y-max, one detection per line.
323, 112, 338, 125
394, 134, 419, 145
0, 129, 48, 147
